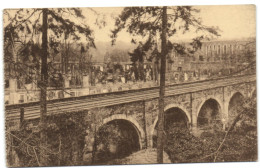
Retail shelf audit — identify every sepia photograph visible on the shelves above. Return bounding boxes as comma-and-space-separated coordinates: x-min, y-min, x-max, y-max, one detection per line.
2, 1, 257, 167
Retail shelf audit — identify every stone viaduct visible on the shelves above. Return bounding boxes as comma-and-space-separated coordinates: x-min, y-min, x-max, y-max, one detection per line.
5, 74, 256, 163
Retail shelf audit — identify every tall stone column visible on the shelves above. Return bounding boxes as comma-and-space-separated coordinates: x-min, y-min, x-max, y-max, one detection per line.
82, 75, 89, 88
63, 74, 71, 98
64, 78, 70, 88
81, 75, 90, 95
63, 73, 70, 88
9, 78, 17, 104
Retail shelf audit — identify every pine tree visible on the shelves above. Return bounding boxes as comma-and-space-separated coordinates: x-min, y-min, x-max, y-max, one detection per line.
111, 6, 220, 163
4, 8, 95, 166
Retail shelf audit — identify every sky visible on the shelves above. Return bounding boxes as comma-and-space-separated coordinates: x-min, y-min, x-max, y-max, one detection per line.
196, 5, 255, 39
3, 5, 255, 44
83, 5, 256, 43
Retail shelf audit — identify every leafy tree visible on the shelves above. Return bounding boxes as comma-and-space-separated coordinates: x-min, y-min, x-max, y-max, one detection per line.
128, 43, 147, 81
4, 8, 95, 166
111, 6, 219, 163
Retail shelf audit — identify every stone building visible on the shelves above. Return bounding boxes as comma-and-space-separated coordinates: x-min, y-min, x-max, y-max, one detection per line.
165, 38, 256, 81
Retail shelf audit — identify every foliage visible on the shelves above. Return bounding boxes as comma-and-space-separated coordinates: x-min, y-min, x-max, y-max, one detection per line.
7, 112, 88, 167
164, 95, 257, 163
4, 8, 95, 84
111, 6, 220, 81
112, 6, 220, 57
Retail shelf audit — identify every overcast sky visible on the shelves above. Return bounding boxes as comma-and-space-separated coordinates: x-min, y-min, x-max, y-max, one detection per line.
3, 5, 255, 44
84, 5, 255, 43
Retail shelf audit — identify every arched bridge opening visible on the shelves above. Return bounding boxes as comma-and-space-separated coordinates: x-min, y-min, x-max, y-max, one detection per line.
93, 119, 141, 164
152, 107, 190, 148
228, 92, 244, 124
197, 98, 222, 131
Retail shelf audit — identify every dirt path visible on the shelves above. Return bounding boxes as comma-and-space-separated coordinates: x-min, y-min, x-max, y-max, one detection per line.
107, 148, 172, 165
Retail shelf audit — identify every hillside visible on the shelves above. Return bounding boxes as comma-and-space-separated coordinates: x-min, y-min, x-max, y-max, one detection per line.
90, 41, 136, 63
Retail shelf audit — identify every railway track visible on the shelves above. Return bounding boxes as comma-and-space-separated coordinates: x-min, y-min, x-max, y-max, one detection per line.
5, 74, 256, 121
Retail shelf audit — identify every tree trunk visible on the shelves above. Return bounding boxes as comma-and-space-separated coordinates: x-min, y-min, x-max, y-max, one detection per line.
40, 8, 48, 166
157, 6, 167, 164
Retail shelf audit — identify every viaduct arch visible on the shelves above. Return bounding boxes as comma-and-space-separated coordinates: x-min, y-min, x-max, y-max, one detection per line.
98, 114, 145, 149
149, 104, 191, 147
